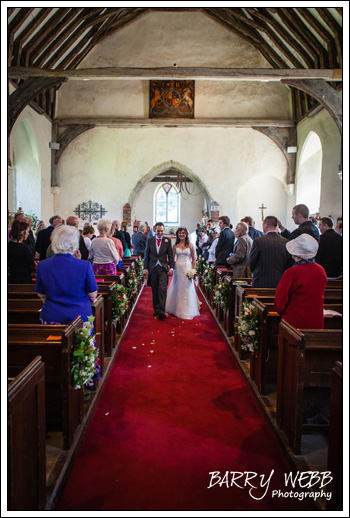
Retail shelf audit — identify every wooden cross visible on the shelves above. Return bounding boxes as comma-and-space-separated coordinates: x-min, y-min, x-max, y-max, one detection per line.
259, 203, 267, 221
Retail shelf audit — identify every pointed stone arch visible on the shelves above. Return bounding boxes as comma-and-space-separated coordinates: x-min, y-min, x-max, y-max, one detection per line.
128, 161, 213, 211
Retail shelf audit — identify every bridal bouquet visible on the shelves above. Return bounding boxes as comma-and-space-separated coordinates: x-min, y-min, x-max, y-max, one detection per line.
187, 269, 197, 281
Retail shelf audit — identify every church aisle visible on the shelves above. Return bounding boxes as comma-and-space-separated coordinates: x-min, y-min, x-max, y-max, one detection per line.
57, 286, 316, 511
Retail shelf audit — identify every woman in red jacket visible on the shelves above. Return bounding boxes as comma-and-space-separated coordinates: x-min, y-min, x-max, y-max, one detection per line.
275, 233, 327, 329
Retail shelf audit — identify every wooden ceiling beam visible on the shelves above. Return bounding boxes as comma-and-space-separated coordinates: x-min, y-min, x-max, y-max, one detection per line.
8, 7, 17, 17
8, 8, 35, 35
244, 9, 305, 69
88, 9, 150, 46
315, 7, 342, 34
8, 66, 342, 81
12, 9, 54, 67
204, 8, 260, 45
250, 8, 315, 68
30, 9, 84, 63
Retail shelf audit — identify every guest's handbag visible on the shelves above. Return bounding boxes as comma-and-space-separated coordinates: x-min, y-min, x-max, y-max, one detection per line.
118, 259, 125, 269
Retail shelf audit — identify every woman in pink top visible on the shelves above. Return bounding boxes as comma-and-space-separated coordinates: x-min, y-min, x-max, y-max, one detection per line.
91, 219, 119, 275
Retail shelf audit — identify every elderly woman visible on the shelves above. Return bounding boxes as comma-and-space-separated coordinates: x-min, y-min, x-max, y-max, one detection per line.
35, 225, 98, 324
226, 221, 253, 277
8, 220, 35, 283
275, 233, 327, 329
91, 218, 120, 275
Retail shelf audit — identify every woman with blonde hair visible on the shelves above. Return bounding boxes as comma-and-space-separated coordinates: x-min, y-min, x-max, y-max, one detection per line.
91, 219, 120, 275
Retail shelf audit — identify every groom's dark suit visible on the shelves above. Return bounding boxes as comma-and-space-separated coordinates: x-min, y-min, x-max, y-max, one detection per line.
144, 236, 175, 317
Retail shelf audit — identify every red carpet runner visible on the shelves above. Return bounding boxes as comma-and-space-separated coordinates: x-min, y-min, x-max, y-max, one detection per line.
58, 287, 315, 511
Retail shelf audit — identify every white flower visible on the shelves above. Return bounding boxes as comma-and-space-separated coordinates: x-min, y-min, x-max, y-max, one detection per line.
248, 330, 255, 336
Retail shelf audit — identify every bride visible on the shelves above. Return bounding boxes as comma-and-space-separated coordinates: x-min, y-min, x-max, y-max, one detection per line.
166, 227, 201, 320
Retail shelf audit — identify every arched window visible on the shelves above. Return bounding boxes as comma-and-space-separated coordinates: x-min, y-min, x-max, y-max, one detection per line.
154, 183, 180, 225
296, 131, 322, 215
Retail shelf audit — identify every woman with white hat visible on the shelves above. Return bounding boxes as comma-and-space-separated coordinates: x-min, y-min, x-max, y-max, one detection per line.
274, 233, 327, 329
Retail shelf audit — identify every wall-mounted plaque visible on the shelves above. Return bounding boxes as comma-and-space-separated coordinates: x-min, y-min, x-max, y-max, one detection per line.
150, 80, 194, 118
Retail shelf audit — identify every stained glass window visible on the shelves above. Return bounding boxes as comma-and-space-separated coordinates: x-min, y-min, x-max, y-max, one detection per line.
155, 183, 179, 225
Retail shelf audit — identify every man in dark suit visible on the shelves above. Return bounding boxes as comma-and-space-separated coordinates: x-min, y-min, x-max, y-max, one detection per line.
112, 219, 127, 251
132, 224, 148, 258
249, 216, 292, 288
143, 222, 174, 320
316, 217, 342, 278
215, 215, 235, 266
278, 204, 320, 243
36, 214, 63, 260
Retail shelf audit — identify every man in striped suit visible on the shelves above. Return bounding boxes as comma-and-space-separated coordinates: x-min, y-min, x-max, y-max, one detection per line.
248, 216, 292, 288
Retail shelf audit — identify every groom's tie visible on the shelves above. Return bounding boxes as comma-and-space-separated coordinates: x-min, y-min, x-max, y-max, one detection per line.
156, 238, 161, 247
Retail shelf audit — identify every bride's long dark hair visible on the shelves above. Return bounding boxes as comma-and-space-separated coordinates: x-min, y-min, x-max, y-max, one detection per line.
175, 227, 190, 247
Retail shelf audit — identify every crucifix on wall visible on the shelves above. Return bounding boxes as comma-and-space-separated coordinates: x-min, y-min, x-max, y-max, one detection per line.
259, 203, 267, 221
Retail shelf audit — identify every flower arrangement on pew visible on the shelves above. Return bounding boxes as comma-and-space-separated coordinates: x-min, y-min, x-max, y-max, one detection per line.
235, 301, 260, 352
202, 263, 214, 291
127, 267, 138, 296
71, 316, 100, 389
186, 269, 197, 281
213, 276, 228, 311
196, 256, 205, 276
112, 284, 129, 325
136, 256, 144, 280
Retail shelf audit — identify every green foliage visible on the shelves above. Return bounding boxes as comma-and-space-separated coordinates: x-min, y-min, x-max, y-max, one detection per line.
202, 263, 214, 291
112, 284, 129, 325
213, 277, 228, 311
71, 316, 100, 388
235, 301, 260, 352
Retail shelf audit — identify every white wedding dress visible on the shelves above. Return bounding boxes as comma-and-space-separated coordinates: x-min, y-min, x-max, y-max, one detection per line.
165, 247, 201, 320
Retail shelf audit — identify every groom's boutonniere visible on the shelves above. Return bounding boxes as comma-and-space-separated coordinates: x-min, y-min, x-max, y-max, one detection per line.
164, 239, 169, 243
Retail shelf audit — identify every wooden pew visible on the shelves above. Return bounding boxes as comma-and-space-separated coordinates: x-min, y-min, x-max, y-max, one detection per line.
8, 356, 46, 511
326, 361, 343, 511
248, 301, 343, 395
7, 294, 105, 378
8, 317, 84, 450
276, 320, 342, 454
223, 277, 251, 337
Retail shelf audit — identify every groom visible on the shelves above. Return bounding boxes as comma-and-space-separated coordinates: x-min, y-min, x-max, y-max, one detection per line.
143, 222, 174, 320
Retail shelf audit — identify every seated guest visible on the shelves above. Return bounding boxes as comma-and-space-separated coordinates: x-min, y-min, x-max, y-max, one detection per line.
275, 234, 327, 329
208, 228, 220, 263
248, 215, 291, 288
132, 224, 148, 258
241, 216, 263, 240
226, 221, 253, 277
316, 217, 342, 278
91, 219, 120, 275
277, 204, 320, 243
8, 220, 35, 283
35, 225, 98, 324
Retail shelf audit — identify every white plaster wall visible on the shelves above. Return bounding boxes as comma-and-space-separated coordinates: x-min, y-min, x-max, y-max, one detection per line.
296, 108, 342, 221
56, 11, 290, 120
9, 85, 53, 223
55, 126, 288, 231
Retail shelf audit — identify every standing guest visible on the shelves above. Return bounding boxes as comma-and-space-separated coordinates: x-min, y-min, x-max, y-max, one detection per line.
66, 216, 89, 260
335, 221, 342, 236
83, 224, 95, 261
24, 216, 36, 257
132, 224, 148, 258
91, 219, 120, 275
316, 217, 343, 278
275, 234, 327, 329
249, 216, 291, 288
277, 204, 320, 243
208, 228, 220, 263
121, 224, 132, 257
147, 224, 154, 238
226, 221, 253, 277
215, 216, 235, 266
35, 225, 98, 324
200, 225, 216, 260
36, 214, 63, 260
241, 216, 264, 240
35, 220, 46, 240
112, 220, 127, 251
196, 227, 208, 257
8, 211, 26, 241
207, 219, 215, 234
8, 220, 35, 283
